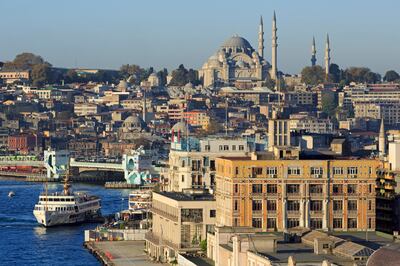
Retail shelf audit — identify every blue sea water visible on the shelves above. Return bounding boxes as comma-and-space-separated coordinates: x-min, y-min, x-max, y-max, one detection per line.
0, 178, 131, 266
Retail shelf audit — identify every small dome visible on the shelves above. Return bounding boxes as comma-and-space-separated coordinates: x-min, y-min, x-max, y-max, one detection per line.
117, 80, 128, 90
171, 121, 192, 135
149, 73, 157, 77
184, 82, 194, 89
123, 115, 146, 129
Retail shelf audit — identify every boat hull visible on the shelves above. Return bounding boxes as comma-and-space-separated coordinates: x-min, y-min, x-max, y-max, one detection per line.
33, 209, 102, 227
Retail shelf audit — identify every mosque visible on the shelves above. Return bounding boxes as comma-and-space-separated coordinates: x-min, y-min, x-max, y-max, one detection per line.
199, 13, 278, 88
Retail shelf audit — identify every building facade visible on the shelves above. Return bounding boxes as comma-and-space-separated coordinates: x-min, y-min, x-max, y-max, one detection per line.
215, 157, 380, 232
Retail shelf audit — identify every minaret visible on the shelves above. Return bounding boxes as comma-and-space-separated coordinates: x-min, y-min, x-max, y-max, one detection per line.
379, 118, 386, 157
142, 91, 147, 123
271, 11, 278, 81
311, 37, 317, 66
324, 34, 331, 77
258, 15, 264, 59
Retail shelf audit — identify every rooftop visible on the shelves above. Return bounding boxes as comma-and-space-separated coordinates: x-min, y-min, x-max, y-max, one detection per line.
155, 191, 215, 202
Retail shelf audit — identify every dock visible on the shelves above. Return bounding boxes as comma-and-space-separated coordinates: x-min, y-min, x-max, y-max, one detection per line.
84, 241, 163, 266
104, 182, 157, 189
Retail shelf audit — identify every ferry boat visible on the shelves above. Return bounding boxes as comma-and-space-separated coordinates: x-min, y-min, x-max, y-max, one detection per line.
33, 173, 102, 227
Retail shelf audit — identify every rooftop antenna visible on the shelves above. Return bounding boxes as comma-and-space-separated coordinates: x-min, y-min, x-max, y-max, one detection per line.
186, 92, 189, 152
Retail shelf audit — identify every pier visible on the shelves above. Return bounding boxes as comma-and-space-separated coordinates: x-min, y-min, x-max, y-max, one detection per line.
84, 241, 162, 266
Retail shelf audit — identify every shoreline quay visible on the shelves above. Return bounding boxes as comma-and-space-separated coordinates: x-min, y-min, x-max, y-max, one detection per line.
84, 242, 115, 266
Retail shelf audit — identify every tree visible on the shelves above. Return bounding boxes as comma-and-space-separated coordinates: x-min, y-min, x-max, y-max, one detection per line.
169, 64, 189, 86
120, 64, 146, 84
301, 66, 325, 85
328, 63, 341, 83
383, 70, 400, 82
365, 71, 381, 83
200, 239, 207, 253
205, 119, 223, 134
157, 68, 168, 86
321, 90, 337, 117
4, 52, 51, 70
31, 64, 51, 87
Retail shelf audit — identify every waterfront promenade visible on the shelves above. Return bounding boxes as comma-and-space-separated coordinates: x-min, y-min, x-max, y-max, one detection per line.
86, 241, 163, 266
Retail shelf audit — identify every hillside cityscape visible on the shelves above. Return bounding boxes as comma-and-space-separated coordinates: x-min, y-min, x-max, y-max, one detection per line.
1, 5, 400, 266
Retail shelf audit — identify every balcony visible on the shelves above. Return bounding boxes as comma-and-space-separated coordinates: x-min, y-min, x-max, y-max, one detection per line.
309, 192, 323, 198
347, 209, 358, 216
287, 210, 300, 216
287, 192, 301, 197
310, 210, 323, 216
150, 207, 179, 222
333, 209, 343, 216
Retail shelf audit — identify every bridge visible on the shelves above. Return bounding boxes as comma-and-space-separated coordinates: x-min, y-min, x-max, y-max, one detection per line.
0, 148, 156, 185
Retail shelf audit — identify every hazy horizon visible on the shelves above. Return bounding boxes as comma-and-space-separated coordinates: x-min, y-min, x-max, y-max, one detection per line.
1, 0, 399, 75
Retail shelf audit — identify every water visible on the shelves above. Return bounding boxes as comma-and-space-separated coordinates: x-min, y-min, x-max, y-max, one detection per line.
0, 178, 131, 266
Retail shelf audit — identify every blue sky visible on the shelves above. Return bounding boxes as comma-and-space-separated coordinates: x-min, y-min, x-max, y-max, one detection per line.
1, 0, 399, 74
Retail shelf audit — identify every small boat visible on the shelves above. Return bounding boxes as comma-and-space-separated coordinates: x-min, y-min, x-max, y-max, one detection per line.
8, 191, 15, 197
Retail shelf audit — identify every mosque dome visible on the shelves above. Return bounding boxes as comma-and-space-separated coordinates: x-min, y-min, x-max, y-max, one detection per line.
123, 115, 146, 130
117, 80, 128, 91
221, 35, 253, 50
171, 121, 192, 135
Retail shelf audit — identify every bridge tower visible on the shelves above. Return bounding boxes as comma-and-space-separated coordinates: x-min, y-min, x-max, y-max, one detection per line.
122, 147, 154, 185
44, 149, 70, 179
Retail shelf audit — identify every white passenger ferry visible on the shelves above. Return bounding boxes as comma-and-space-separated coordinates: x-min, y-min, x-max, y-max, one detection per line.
33, 174, 102, 227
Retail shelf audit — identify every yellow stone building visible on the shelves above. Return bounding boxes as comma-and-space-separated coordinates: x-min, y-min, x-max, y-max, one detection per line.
215, 157, 380, 232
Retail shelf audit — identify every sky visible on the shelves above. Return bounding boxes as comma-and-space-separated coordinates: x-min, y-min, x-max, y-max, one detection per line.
1, 0, 399, 75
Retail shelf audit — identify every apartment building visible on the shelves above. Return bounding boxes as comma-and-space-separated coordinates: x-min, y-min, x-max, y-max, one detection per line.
354, 101, 400, 125
182, 110, 210, 129
74, 103, 101, 116
167, 122, 251, 192
215, 156, 380, 232
145, 190, 216, 263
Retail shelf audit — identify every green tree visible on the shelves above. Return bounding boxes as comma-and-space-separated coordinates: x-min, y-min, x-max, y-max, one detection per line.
4, 52, 51, 70
200, 239, 207, 253
321, 90, 337, 117
31, 64, 51, 87
169, 64, 189, 86
120, 64, 146, 84
157, 68, 168, 86
383, 70, 400, 82
365, 71, 381, 83
328, 63, 341, 83
301, 66, 325, 85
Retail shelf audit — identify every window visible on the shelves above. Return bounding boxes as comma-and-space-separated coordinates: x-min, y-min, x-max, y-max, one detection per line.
333, 167, 344, 175
252, 184, 263, 193
368, 200, 372, 211
333, 218, 342, 229
210, 210, 216, 218
235, 167, 239, 175
266, 200, 276, 211
234, 218, 239, 227
348, 200, 357, 211
266, 167, 277, 176
181, 175, 185, 182
288, 167, 301, 175
310, 218, 322, 229
219, 145, 223, 151
267, 218, 276, 229
210, 160, 215, 171
287, 184, 300, 194
192, 160, 201, 171
181, 160, 185, 167
224, 145, 229, 151
210, 174, 215, 186
310, 167, 323, 176
332, 184, 343, 195
287, 218, 299, 228
333, 200, 343, 211
252, 167, 263, 176
239, 145, 244, 151
234, 184, 239, 193
369, 184, 373, 193
234, 200, 238, 211
232, 145, 236, 151
287, 200, 300, 211
205, 145, 210, 151
347, 184, 357, 194
252, 218, 262, 228
310, 200, 323, 211
347, 167, 358, 175
348, 218, 357, 229
309, 184, 323, 194
266, 184, 277, 194
252, 200, 262, 211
